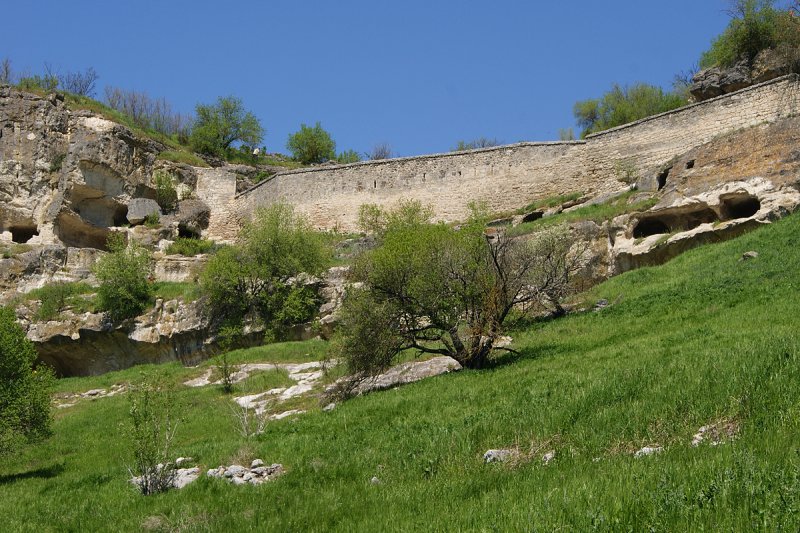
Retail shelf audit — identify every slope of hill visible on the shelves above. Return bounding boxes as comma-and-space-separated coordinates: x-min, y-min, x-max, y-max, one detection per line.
2, 208, 799, 530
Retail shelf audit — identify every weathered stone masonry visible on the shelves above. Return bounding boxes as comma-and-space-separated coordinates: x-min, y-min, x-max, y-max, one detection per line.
228, 75, 800, 232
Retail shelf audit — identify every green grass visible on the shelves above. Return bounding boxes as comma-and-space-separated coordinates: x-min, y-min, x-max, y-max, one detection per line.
165, 237, 216, 256
152, 282, 202, 303
508, 190, 658, 237
156, 150, 209, 167
26, 282, 96, 320
0, 243, 32, 259
4, 214, 800, 530
516, 191, 585, 214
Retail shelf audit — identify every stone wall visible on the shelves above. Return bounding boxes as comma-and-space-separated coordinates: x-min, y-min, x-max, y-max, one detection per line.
232, 74, 800, 232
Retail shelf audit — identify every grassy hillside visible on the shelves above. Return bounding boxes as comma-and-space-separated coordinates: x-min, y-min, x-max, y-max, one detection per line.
2, 213, 800, 531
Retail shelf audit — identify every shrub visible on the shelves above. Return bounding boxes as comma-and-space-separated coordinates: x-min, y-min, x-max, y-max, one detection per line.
166, 237, 215, 256
144, 213, 160, 228
153, 170, 178, 211
189, 96, 264, 157
334, 206, 586, 374
368, 142, 394, 160
286, 122, 336, 164
700, 0, 799, 68
573, 83, 686, 137
31, 282, 93, 321
94, 234, 153, 322
200, 203, 330, 335
336, 149, 362, 164
17, 74, 58, 93
127, 378, 180, 495
452, 137, 500, 151
0, 306, 54, 456
105, 86, 194, 139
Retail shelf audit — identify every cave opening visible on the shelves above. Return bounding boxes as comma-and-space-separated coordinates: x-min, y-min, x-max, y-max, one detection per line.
633, 218, 671, 238
720, 195, 761, 220
656, 166, 671, 191
10, 225, 39, 244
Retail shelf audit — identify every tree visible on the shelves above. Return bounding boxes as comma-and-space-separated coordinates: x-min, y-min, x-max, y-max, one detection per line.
336, 149, 362, 164
573, 83, 685, 137
94, 234, 153, 322
333, 201, 586, 376
700, 0, 800, 68
190, 96, 264, 157
368, 142, 394, 160
0, 306, 54, 456
286, 122, 336, 164
58, 67, 99, 97
201, 203, 331, 334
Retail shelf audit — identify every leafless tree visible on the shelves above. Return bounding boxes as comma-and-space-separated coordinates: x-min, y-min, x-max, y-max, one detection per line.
368, 142, 394, 160
58, 67, 99, 97
0, 58, 12, 85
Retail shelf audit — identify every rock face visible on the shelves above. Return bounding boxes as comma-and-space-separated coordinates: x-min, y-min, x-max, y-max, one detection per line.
352, 356, 462, 395
26, 298, 213, 376
0, 85, 201, 251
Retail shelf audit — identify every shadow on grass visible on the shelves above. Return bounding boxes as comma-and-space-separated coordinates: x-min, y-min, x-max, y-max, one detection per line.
486, 344, 552, 369
0, 462, 65, 485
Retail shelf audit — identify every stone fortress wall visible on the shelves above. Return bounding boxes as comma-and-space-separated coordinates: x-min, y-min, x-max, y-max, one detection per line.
226, 75, 800, 232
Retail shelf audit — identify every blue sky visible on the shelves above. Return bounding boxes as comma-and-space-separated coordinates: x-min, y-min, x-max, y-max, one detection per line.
2, 1, 732, 157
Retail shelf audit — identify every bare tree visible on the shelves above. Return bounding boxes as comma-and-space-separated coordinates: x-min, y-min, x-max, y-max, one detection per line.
368, 142, 394, 160
0, 58, 12, 85
59, 67, 99, 97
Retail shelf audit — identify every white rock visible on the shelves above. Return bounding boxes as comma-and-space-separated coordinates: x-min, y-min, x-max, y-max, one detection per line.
251, 459, 264, 469
323, 403, 336, 412
483, 449, 517, 464
634, 446, 663, 458
542, 451, 556, 464
370, 476, 381, 485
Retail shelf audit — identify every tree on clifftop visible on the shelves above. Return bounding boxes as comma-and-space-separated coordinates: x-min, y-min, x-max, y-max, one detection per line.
0, 306, 54, 456
286, 122, 336, 164
190, 96, 264, 157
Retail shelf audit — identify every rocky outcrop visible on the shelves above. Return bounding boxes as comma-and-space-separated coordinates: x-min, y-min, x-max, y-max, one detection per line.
25, 298, 214, 376
0, 85, 206, 251
689, 48, 796, 101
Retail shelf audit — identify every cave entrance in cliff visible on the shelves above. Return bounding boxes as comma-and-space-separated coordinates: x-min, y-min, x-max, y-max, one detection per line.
720, 194, 761, 220
633, 205, 719, 239
633, 218, 671, 238
656, 167, 671, 191
9, 224, 39, 244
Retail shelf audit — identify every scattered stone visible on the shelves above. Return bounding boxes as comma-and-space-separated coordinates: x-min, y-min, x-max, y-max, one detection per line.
542, 451, 556, 465
173, 467, 200, 489
83, 389, 105, 397
592, 299, 609, 312
175, 457, 193, 466
323, 402, 336, 412
209, 461, 284, 485
634, 446, 663, 458
691, 420, 739, 447
349, 356, 462, 396
483, 448, 518, 464
740, 251, 759, 261
370, 476, 381, 485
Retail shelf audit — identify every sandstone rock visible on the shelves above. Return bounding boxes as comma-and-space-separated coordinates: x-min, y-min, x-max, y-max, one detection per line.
224, 465, 247, 478
173, 467, 200, 489
127, 198, 161, 225
741, 250, 759, 261
689, 60, 751, 102
542, 451, 556, 465
634, 446, 663, 458
174, 199, 210, 237
483, 448, 518, 464
250, 459, 264, 469
351, 356, 462, 396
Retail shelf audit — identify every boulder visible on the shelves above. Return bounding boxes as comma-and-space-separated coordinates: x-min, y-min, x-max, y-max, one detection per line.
127, 198, 161, 225
689, 60, 751, 102
175, 199, 210, 237
351, 356, 462, 395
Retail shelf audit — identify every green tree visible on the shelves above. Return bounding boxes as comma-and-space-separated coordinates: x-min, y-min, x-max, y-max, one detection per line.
190, 96, 264, 157
94, 234, 153, 322
573, 83, 686, 137
336, 149, 362, 164
201, 203, 331, 334
0, 306, 54, 456
334, 202, 585, 375
286, 122, 336, 164
700, 0, 798, 68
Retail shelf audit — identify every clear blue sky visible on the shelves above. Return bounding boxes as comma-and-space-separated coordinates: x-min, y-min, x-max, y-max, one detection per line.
1, 1, 733, 157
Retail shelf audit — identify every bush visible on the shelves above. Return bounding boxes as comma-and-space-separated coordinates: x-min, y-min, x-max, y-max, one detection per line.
573, 83, 686, 137
105, 86, 193, 139
336, 149, 362, 164
368, 142, 394, 160
190, 96, 264, 157
452, 137, 500, 151
166, 237, 215, 256
200, 203, 330, 334
153, 170, 178, 211
127, 378, 180, 495
94, 234, 153, 322
700, 0, 799, 68
334, 205, 586, 374
286, 122, 336, 164
0, 306, 54, 456
31, 282, 93, 321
